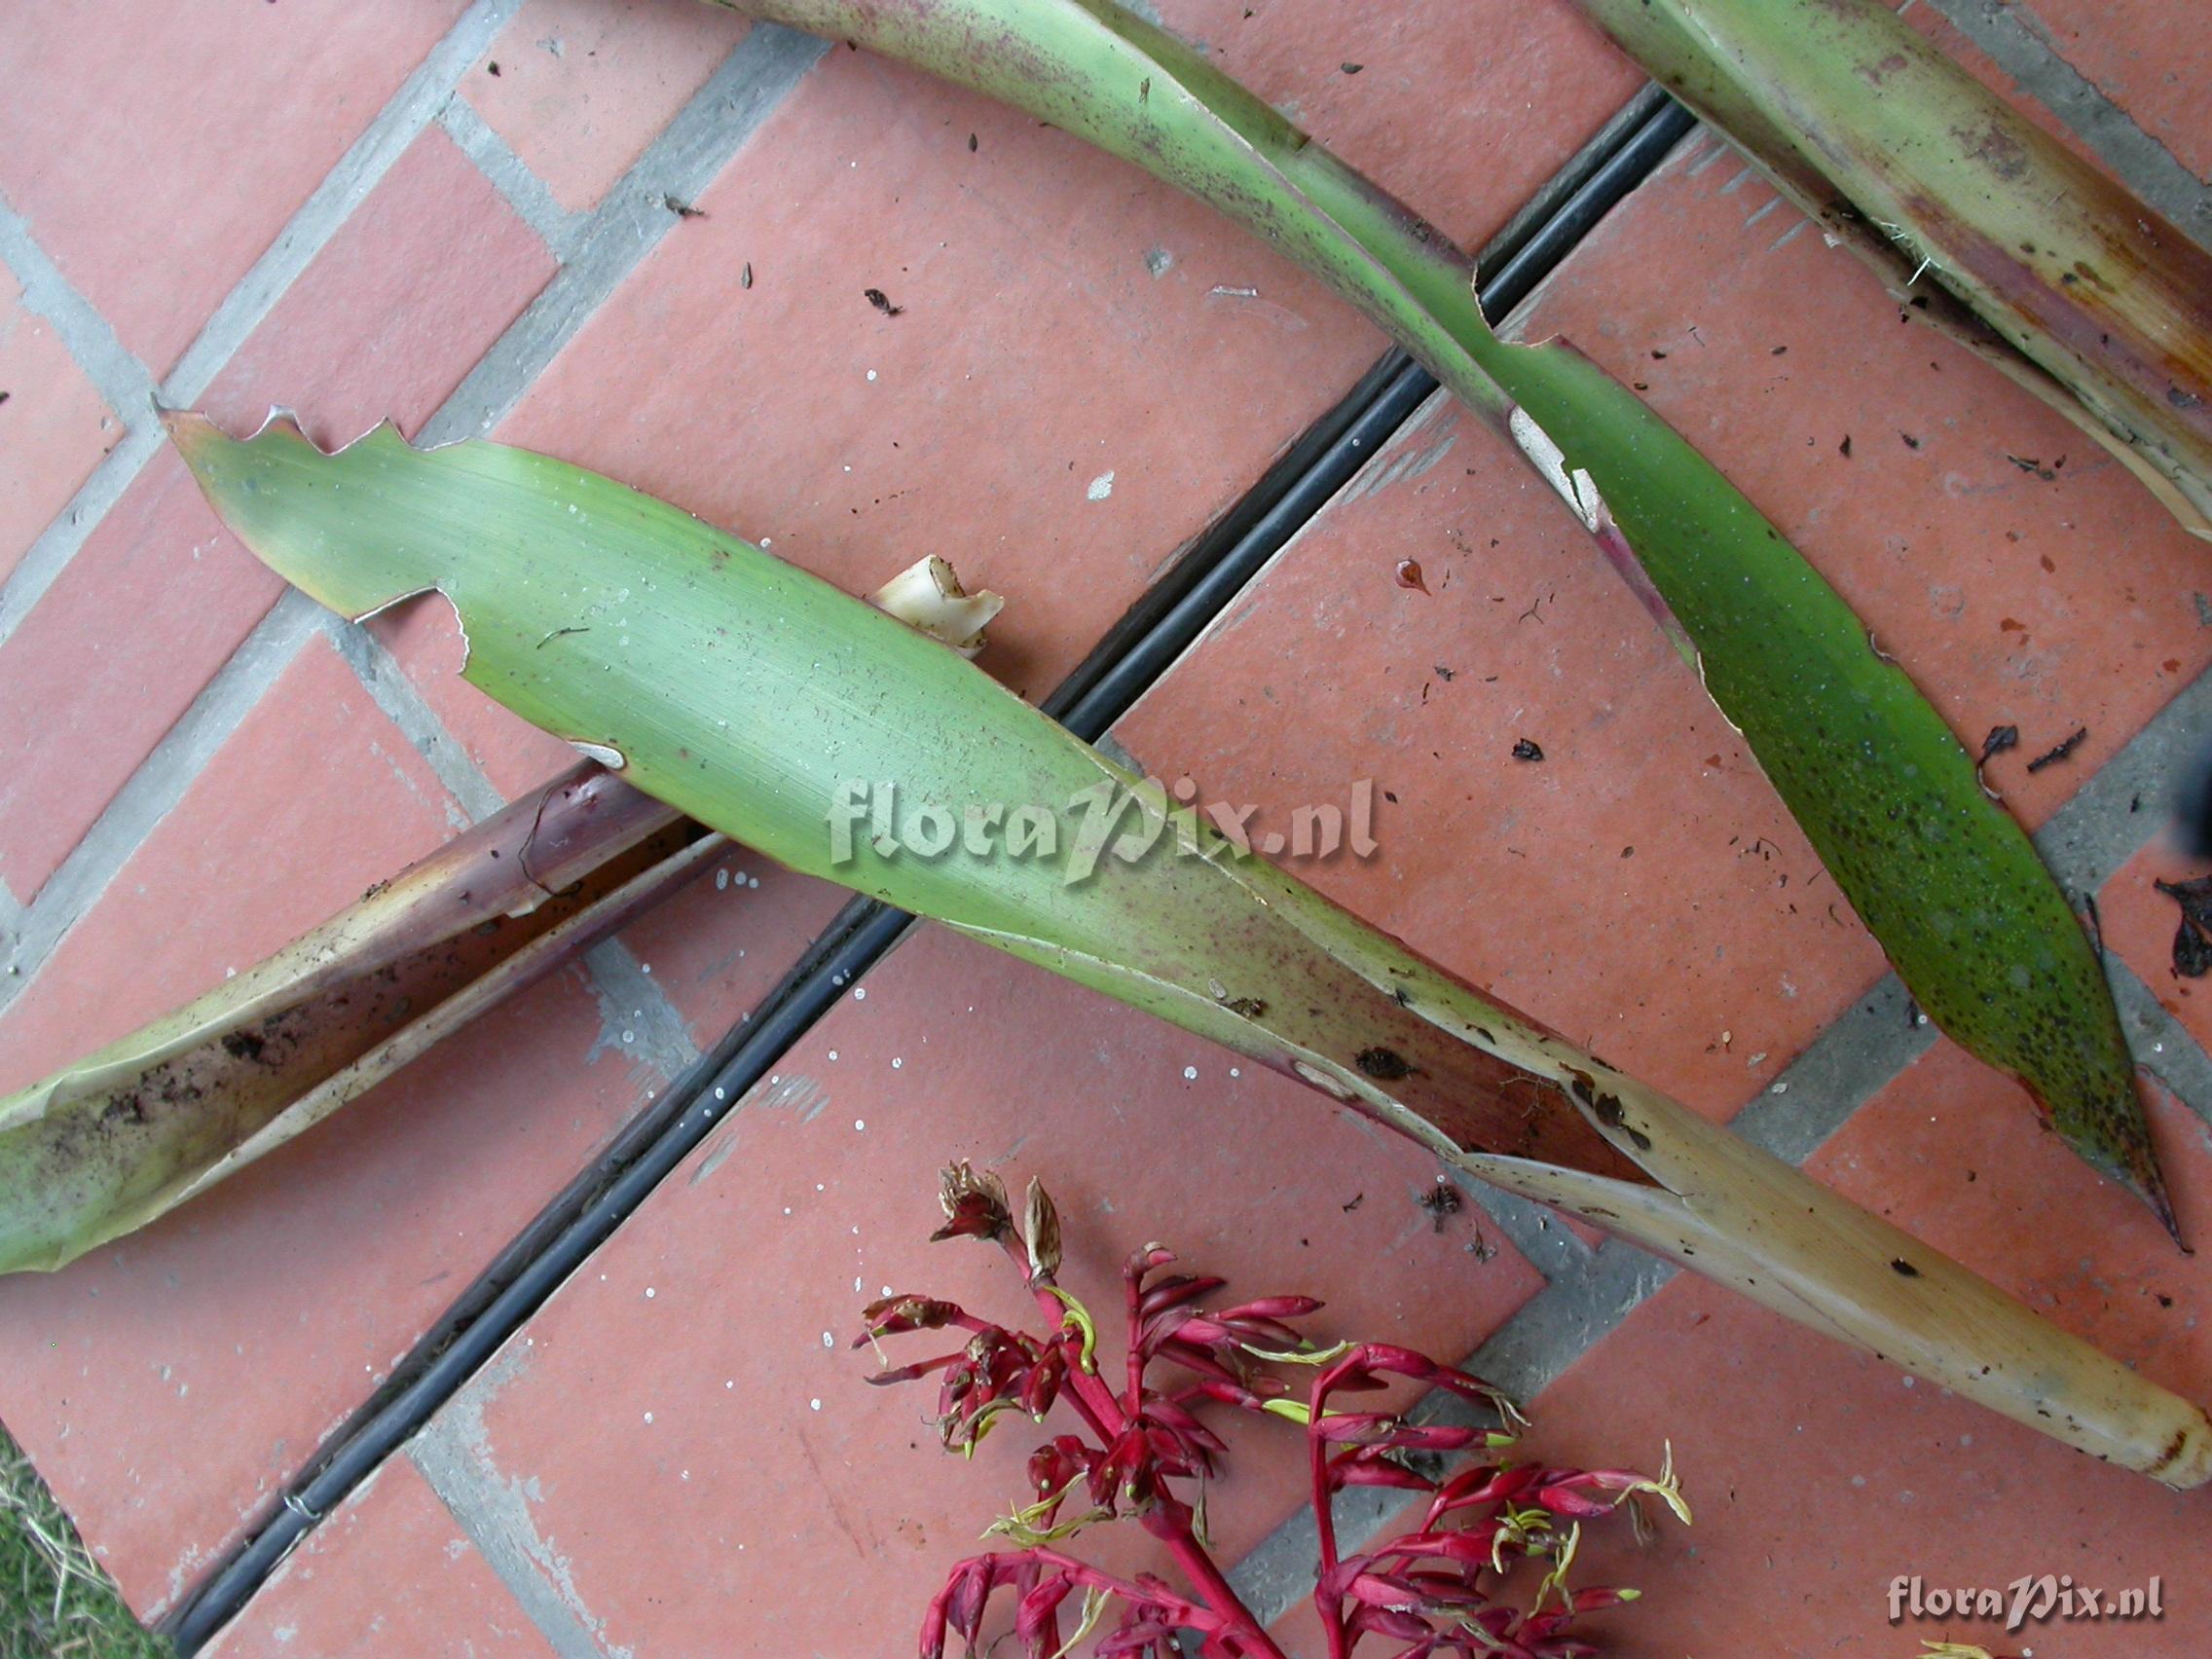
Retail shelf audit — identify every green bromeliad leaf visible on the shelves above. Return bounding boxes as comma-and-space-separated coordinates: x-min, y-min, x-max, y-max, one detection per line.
687, 0, 2173, 1229
168, 414, 2212, 1482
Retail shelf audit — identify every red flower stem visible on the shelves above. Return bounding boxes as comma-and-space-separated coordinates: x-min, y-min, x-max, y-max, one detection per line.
1019, 1276, 1289, 1659
1309, 1375, 1352, 1659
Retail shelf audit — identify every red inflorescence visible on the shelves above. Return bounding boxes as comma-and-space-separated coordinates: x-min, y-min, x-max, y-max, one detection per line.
861, 1165, 1689, 1659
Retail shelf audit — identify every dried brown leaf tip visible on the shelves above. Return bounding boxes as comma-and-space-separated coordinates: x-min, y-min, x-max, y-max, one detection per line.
933, 1161, 1013, 1243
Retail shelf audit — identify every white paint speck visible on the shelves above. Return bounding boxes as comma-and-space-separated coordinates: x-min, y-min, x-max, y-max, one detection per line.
1230, 1067, 1241, 1078
1182, 1065, 1198, 1081
645, 1287, 656, 1300
855, 1118, 867, 1131
891, 1057, 903, 1070
1087, 470, 1116, 501
822, 1331, 835, 1348
644, 1412, 654, 1423
810, 1397, 823, 1411
866, 369, 878, 382
828, 1050, 838, 1061
854, 986, 866, 1001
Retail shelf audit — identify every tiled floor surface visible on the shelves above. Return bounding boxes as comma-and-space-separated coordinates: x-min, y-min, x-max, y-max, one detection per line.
2, 1, 2209, 1654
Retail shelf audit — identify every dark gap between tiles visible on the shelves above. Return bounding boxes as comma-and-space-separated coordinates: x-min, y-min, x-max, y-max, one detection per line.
166, 88, 1700, 1655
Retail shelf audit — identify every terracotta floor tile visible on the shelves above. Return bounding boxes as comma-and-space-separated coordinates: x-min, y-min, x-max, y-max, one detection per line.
363, 592, 591, 802
0, 638, 455, 1094
491, 9, 1638, 704
376, 924, 1540, 1655
0, 640, 683, 1616
0, 448, 285, 903
0, 0, 470, 378
1114, 390, 1891, 1119
1901, 0, 2125, 175
1513, 128, 2212, 832
199, 127, 558, 454
608, 850, 848, 1048
1154, 0, 1643, 249
1525, 1037, 2212, 1658
203, 1457, 559, 1659
0, 125, 554, 905
2018, 0, 2212, 184
0, 270, 119, 583
463, 0, 755, 213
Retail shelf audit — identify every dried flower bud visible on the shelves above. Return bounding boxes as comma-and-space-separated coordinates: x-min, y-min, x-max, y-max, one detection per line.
1022, 1177, 1062, 1282
934, 1161, 1013, 1243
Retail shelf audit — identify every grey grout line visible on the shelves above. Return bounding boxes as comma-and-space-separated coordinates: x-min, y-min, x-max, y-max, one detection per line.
1450, 1173, 1592, 1275
0, 422, 166, 647
0, 22, 829, 1033
0, 0, 520, 650
582, 939, 703, 1078
161, 0, 525, 410
2032, 665, 2212, 893
0, 590, 325, 1005
0, 190, 157, 422
420, 23, 829, 447
316, 615, 504, 826
1916, 0, 2212, 246
2111, 958, 2212, 1132
407, 1350, 625, 1659
1225, 682, 2212, 1628
436, 96, 589, 262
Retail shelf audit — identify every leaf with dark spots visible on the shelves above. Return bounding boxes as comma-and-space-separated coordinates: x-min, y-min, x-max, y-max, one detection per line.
2156, 876, 2212, 979
1355, 1046, 1414, 1081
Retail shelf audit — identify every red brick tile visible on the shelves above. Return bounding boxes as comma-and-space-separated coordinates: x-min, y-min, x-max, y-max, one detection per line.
2097, 836, 2212, 1058
1116, 391, 1890, 1118
394, 924, 1542, 1655
0, 639, 868, 1618
0, 270, 118, 582
463, 0, 755, 213
0, 124, 554, 904
200, 127, 558, 453
2017, 0, 2212, 184
0, 447, 285, 903
363, 592, 586, 802
494, 10, 1638, 703
203, 1458, 558, 1659
0, 636, 846, 1617
1900, 1, 2125, 176
609, 849, 848, 1049
0, 0, 470, 378
1158, 0, 1642, 249
1515, 129, 2212, 832
1528, 1039, 2212, 1658
0, 638, 454, 1091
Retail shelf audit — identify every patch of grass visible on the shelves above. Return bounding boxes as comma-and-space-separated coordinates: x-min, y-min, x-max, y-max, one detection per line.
1, 1423, 170, 1658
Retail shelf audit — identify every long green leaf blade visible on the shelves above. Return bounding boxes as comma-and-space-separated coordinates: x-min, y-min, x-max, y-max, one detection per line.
169, 413, 2212, 1484
686, 0, 2172, 1234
